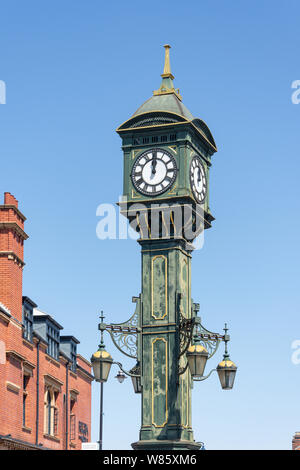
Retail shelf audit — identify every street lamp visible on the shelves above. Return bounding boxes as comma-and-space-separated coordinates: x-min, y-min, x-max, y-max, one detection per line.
92, 303, 237, 450
91, 312, 113, 450
217, 358, 237, 390
129, 362, 142, 394
91, 311, 144, 449
91, 348, 113, 383
192, 323, 237, 389
216, 324, 237, 390
115, 371, 127, 383
186, 340, 208, 378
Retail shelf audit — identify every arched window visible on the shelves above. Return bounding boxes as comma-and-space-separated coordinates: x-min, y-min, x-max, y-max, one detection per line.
44, 388, 58, 436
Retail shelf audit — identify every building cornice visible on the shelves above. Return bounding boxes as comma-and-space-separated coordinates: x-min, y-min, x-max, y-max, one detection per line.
0, 222, 29, 240
0, 204, 27, 221
0, 251, 25, 267
76, 364, 94, 382
0, 435, 48, 450
77, 354, 92, 367
44, 373, 64, 391
0, 310, 10, 325
6, 350, 27, 362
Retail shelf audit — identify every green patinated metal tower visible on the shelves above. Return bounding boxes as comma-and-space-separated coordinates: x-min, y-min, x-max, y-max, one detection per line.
115, 45, 218, 450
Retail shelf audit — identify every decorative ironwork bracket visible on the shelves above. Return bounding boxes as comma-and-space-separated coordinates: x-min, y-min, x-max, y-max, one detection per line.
99, 297, 141, 359
113, 361, 141, 378
194, 319, 229, 360
193, 368, 217, 382
177, 300, 229, 376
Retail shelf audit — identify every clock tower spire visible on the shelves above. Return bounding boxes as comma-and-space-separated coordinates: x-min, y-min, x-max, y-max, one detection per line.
162, 44, 173, 78
153, 44, 182, 101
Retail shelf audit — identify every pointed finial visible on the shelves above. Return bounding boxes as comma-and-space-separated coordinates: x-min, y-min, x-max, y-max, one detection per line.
99, 310, 105, 323
223, 323, 230, 360
153, 44, 182, 100
98, 310, 106, 350
161, 44, 174, 79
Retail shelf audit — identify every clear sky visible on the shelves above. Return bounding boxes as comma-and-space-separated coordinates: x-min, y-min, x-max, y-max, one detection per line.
1, 0, 300, 450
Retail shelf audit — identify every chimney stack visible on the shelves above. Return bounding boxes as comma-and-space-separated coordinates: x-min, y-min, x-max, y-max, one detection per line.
0, 193, 28, 321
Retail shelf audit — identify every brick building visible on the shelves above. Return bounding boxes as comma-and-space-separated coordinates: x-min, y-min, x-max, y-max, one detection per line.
0, 193, 93, 450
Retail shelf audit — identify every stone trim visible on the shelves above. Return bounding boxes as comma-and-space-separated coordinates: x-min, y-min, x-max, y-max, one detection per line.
76, 365, 94, 382
6, 381, 20, 393
0, 250, 26, 267
77, 354, 91, 367
70, 388, 79, 400
0, 310, 10, 325
23, 361, 35, 376
6, 350, 26, 362
22, 426, 32, 434
70, 370, 77, 379
44, 373, 63, 391
43, 434, 60, 443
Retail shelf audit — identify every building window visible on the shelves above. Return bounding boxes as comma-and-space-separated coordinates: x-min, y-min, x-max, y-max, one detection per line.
70, 343, 77, 373
170, 134, 177, 141
70, 399, 76, 441
70, 414, 76, 440
23, 306, 33, 342
54, 408, 59, 436
161, 135, 167, 142
44, 388, 59, 436
152, 136, 158, 143
46, 390, 52, 435
23, 375, 30, 427
47, 324, 59, 360
142, 137, 149, 144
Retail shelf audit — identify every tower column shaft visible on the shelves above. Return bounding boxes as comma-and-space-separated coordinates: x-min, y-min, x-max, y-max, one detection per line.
132, 239, 200, 450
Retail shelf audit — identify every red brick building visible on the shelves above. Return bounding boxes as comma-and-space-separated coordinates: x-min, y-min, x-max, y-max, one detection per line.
0, 193, 93, 450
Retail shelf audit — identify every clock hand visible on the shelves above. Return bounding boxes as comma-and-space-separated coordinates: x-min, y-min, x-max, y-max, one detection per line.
197, 168, 201, 184
152, 152, 157, 174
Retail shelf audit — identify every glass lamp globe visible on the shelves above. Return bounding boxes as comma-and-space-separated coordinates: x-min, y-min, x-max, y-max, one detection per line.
217, 358, 237, 390
186, 344, 208, 378
91, 348, 113, 383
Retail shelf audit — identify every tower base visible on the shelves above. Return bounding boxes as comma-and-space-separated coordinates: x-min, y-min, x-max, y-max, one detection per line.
131, 439, 203, 451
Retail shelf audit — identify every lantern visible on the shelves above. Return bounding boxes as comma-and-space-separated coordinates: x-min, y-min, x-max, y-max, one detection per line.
129, 362, 142, 393
187, 344, 208, 378
91, 348, 113, 383
217, 358, 237, 390
115, 371, 127, 383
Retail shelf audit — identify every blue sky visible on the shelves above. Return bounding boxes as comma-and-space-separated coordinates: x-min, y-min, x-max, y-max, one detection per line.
1, 0, 300, 449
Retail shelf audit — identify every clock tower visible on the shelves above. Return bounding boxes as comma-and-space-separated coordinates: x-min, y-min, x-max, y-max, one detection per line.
116, 45, 217, 450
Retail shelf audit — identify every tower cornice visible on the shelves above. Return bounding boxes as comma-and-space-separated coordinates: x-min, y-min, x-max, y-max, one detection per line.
0, 204, 26, 222
0, 222, 29, 240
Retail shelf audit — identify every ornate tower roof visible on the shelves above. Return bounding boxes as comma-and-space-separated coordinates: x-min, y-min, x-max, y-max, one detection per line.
117, 45, 217, 153
132, 45, 194, 121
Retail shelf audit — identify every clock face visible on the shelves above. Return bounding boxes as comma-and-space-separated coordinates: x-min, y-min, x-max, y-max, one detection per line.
131, 149, 177, 196
190, 156, 207, 203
